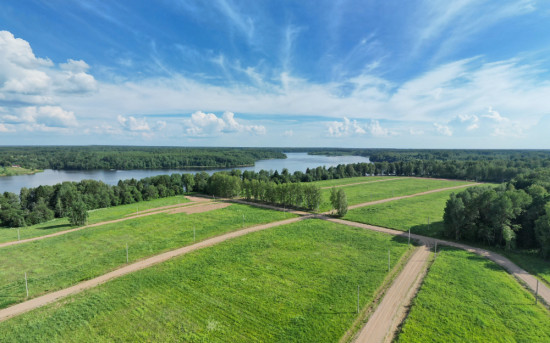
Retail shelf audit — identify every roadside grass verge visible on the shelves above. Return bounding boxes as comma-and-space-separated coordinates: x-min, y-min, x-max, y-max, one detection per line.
0, 219, 411, 343
0, 204, 292, 309
0, 195, 191, 244
318, 178, 472, 212
396, 248, 550, 343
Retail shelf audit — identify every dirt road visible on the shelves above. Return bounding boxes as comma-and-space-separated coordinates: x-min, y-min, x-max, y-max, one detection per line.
0, 216, 307, 323
325, 217, 550, 306
354, 246, 431, 343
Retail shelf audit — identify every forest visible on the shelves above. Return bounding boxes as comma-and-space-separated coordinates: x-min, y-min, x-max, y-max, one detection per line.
0, 146, 286, 170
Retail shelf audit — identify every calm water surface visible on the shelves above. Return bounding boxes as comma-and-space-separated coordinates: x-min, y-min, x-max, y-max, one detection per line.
0, 153, 370, 194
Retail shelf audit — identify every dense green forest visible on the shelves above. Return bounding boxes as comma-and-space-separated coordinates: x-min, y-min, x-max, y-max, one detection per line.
0, 146, 286, 170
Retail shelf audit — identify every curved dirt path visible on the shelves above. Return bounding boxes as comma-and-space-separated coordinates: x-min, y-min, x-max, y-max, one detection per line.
0, 216, 307, 323
324, 217, 550, 306
354, 245, 431, 343
321, 183, 480, 215
0, 198, 213, 249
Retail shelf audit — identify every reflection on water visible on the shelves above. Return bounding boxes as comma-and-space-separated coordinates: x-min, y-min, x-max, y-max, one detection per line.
0, 153, 370, 194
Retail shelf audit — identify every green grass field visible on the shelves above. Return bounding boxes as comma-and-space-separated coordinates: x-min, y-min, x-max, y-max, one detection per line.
396, 248, 550, 342
343, 188, 550, 286
319, 178, 472, 212
0, 203, 293, 309
0, 195, 191, 244
343, 188, 461, 237
0, 219, 412, 342
312, 176, 395, 188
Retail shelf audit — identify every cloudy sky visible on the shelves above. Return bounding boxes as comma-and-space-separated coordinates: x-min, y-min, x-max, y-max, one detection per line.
1, 0, 549, 148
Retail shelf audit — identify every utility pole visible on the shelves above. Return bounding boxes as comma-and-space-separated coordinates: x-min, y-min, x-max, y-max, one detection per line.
17, 228, 20, 241
388, 249, 391, 272
536, 280, 539, 305
25, 272, 29, 298
357, 285, 360, 313
408, 229, 411, 246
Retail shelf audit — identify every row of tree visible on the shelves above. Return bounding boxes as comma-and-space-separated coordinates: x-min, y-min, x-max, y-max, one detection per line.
0, 169, 326, 228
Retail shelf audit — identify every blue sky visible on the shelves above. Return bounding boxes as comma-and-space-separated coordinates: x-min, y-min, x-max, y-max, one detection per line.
1, 0, 550, 148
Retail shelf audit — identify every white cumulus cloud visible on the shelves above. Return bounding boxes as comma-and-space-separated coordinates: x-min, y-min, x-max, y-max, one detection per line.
185, 111, 266, 136
434, 123, 453, 136
327, 117, 366, 137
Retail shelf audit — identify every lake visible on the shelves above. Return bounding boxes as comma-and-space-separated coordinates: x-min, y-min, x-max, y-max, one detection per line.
0, 153, 370, 194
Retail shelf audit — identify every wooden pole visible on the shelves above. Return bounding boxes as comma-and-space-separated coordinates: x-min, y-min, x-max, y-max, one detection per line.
126, 243, 129, 263
25, 272, 29, 298
357, 285, 360, 313
536, 280, 539, 305
388, 249, 391, 272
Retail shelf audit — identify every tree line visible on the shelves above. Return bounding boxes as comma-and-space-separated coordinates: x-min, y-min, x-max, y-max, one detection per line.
0, 146, 286, 170
444, 169, 550, 257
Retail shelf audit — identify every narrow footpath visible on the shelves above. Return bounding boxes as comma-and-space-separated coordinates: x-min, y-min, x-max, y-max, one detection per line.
0, 216, 307, 322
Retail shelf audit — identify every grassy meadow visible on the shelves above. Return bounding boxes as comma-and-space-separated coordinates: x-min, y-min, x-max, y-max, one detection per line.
343, 188, 550, 286
312, 176, 396, 188
0, 203, 293, 309
0, 195, 191, 243
318, 178, 473, 212
343, 188, 462, 237
396, 248, 550, 342
0, 219, 412, 342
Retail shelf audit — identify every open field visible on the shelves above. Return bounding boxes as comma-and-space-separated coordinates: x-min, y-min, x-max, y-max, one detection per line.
343, 188, 461, 237
0, 204, 293, 309
0, 195, 191, 244
318, 178, 472, 211
312, 176, 396, 188
396, 248, 550, 342
344, 188, 550, 287
0, 219, 411, 342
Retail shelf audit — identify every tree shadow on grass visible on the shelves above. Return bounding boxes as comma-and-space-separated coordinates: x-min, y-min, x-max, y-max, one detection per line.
408, 222, 445, 238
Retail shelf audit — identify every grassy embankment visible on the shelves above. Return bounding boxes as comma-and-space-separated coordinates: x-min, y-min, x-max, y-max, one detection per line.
0, 166, 43, 177
0, 203, 293, 309
316, 177, 473, 212
0, 219, 411, 342
344, 188, 550, 286
0, 195, 191, 244
396, 248, 550, 342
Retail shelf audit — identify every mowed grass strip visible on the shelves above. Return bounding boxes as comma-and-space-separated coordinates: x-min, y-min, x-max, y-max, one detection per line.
396, 248, 550, 343
0, 196, 191, 244
0, 220, 411, 343
0, 204, 293, 309
318, 178, 472, 212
